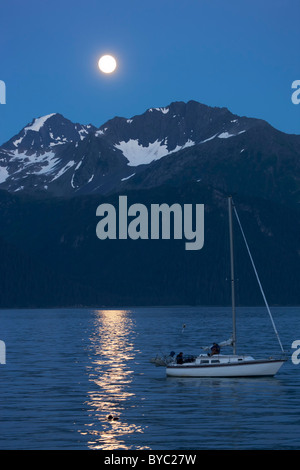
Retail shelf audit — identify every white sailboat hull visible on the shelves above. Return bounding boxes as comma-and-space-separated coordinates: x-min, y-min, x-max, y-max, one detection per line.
166, 358, 286, 378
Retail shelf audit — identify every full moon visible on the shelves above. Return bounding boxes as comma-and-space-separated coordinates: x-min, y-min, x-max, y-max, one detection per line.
98, 55, 117, 74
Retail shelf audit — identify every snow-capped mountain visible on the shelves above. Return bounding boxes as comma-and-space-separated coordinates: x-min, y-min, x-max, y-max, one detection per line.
94, 100, 252, 169
2, 113, 96, 153
0, 113, 97, 193
1, 100, 300, 200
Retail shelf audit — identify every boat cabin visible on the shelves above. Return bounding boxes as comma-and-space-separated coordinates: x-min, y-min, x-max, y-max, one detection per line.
193, 354, 255, 366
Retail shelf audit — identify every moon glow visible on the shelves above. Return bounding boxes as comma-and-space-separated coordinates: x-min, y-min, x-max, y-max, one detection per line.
98, 55, 117, 74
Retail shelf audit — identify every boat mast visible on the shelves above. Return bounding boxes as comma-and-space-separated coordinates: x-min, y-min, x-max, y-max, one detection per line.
228, 196, 237, 354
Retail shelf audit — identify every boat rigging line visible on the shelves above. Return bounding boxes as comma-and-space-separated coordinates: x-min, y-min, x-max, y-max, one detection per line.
232, 199, 285, 354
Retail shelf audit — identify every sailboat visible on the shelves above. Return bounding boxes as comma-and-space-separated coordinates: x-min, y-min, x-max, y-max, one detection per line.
154, 196, 287, 377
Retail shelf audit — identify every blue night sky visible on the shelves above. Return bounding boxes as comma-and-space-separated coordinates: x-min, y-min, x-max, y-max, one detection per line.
0, 0, 299, 144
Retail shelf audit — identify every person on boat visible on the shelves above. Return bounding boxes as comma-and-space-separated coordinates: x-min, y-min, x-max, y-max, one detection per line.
176, 352, 184, 364
210, 343, 220, 356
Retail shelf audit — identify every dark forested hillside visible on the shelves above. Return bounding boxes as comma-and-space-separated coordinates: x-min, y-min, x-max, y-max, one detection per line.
0, 185, 299, 308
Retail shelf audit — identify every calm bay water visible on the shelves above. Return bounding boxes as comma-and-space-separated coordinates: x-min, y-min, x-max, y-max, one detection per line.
0, 306, 299, 450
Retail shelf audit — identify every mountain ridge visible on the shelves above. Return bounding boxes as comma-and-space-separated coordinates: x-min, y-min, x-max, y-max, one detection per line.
2, 100, 298, 200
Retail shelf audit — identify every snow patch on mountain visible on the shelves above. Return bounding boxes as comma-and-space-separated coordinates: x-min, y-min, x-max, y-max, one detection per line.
114, 138, 195, 166
75, 159, 83, 170
87, 174, 94, 183
50, 160, 75, 182
95, 128, 108, 137
200, 134, 218, 143
218, 130, 246, 139
79, 128, 89, 140
12, 136, 24, 147
34, 153, 60, 175
148, 107, 169, 114
114, 139, 168, 166
24, 114, 56, 133
121, 173, 135, 181
9, 150, 60, 175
